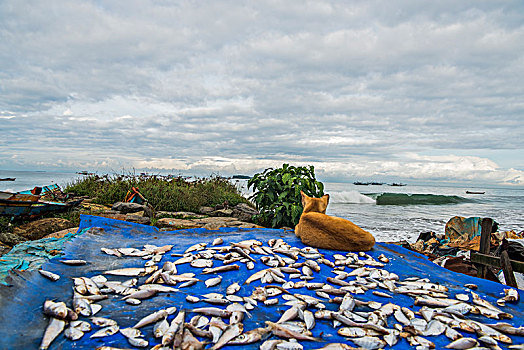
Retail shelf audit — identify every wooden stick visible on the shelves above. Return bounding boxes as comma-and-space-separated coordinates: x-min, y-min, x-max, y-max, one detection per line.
476, 218, 493, 279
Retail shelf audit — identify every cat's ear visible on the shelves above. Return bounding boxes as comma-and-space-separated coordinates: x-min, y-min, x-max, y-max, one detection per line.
322, 194, 330, 205
300, 191, 307, 206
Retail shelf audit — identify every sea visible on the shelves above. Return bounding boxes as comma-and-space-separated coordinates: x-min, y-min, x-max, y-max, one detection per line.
2, 169, 523, 243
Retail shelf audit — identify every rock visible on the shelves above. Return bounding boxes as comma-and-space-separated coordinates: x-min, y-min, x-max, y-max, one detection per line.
0, 231, 25, 247
80, 202, 111, 212
13, 218, 74, 241
111, 202, 145, 214
238, 223, 260, 229
96, 213, 128, 221
125, 214, 151, 225
156, 218, 202, 229
199, 206, 215, 215
42, 227, 79, 239
231, 203, 258, 222
156, 211, 206, 219
143, 205, 154, 218
196, 217, 239, 225
211, 209, 233, 217
203, 223, 224, 230
101, 210, 122, 215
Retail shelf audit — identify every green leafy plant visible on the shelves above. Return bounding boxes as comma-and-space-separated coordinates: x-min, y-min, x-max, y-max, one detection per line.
248, 164, 324, 228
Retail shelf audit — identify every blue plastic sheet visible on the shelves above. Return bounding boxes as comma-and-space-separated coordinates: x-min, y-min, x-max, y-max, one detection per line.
0, 214, 522, 349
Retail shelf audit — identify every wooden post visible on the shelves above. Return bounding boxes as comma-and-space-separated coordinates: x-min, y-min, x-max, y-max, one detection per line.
477, 218, 492, 279
500, 239, 518, 288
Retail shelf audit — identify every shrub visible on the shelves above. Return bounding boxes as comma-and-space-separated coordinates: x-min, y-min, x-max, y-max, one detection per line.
65, 174, 249, 213
248, 164, 324, 228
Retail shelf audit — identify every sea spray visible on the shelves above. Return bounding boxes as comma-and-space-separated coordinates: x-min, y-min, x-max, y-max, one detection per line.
328, 191, 376, 204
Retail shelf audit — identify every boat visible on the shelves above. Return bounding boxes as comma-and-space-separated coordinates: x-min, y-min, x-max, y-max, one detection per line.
466, 191, 485, 194
389, 183, 407, 187
0, 185, 82, 217
0, 194, 82, 217
353, 181, 370, 185
0, 178, 15, 181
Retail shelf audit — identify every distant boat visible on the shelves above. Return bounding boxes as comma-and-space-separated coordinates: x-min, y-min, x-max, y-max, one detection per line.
389, 183, 407, 187
353, 182, 369, 185
0, 178, 15, 181
466, 191, 485, 194
77, 171, 94, 175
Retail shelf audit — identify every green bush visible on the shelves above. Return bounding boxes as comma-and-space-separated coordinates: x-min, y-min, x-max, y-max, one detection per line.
248, 164, 324, 228
65, 174, 249, 213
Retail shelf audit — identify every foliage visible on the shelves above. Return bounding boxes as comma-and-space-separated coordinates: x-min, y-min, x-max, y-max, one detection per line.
248, 164, 324, 228
65, 174, 249, 213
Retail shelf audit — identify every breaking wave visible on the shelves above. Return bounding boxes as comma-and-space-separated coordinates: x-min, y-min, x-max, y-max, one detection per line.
328, 191, 376, 204
369, 193, 472, 205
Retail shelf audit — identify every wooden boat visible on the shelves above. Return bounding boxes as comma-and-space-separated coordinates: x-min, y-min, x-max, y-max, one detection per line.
0, 178, 15, 181
0, 186, 82, 217
0, 197, 81, 217
466, 191, 485, 194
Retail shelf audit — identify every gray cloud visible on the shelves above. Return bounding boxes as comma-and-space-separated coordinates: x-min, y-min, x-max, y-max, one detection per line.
0, 0, 523, 185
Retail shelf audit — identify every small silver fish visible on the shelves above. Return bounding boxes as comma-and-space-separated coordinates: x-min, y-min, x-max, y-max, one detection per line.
153, 318, 169, 338
120, 327, 142, 339
212, 237, 224, 246
38, 269, 60, 281
186, 295, 200, 303
444, 337, 479, 349
40, 318, 66, 349
127, 337, 148, 347
205, 276, 223, 287
103, 267, 146, 276
64, 326, 84, 341
91, 317, 118, 327
191, 259, 214, 268
133, 309, 169, 329
90, 325, 119, 338
60, 259, 87, 265
226, 282, 241, 295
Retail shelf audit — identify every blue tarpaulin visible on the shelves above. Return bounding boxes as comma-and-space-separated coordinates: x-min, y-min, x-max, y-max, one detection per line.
0, 215, 522, 349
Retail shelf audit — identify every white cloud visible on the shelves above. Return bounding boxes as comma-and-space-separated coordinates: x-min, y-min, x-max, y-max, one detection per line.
0, 0, 523, 186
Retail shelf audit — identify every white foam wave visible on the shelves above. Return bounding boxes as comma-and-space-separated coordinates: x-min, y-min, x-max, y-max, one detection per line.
329, 191, 376, 204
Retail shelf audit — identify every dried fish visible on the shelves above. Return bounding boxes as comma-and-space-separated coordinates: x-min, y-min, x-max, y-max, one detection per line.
39, 269, 60, 281
444, 337, 478, 349
60, 259, 87, 265
205, 276, 223, 287
40, 318, 65, 349
90, 325, 119, 338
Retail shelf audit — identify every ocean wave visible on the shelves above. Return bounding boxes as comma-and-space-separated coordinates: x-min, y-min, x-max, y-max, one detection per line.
370, 192, 471, 205
328, 191, 376, 204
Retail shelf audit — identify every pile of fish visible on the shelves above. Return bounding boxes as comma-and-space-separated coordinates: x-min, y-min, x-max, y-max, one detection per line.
38, 235, 523, 349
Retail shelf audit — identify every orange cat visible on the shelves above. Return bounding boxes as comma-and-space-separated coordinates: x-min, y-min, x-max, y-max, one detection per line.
294, 191, 375, 251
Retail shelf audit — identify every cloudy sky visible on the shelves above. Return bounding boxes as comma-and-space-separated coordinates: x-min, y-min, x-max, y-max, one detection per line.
1, 1, 523, 186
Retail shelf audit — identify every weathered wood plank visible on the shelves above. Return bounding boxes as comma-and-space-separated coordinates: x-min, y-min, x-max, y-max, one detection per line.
471, 251, 524, 274
477, 218, 493, 279
500, 250, 518, 288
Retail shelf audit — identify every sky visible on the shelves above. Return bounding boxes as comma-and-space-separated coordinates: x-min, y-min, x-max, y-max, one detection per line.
1, 1, 523, 186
